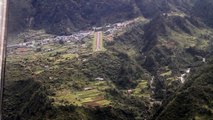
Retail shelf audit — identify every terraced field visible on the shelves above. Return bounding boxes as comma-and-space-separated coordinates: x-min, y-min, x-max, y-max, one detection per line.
52, 81, 111, 108
132, 80, 151, 99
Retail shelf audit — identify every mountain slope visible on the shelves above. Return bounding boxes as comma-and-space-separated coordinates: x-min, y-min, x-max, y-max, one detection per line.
3, 80, 52, 120
110, 13, 213, 101
192, 0, 213, 27
8, 0, 207, 35
153, 61, 213, 120
9, 0, 140, 35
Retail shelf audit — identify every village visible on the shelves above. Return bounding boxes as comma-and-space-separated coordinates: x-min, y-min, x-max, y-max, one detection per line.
7, 17, 147, 55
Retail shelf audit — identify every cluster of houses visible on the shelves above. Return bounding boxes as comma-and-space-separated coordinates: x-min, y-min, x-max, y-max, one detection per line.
83, 77, 104, 91
92, 18, 137, 38
102, 19, 138, 41
8, 30, 92, 48
7, 30, 93, 54
54, 31, 92, 43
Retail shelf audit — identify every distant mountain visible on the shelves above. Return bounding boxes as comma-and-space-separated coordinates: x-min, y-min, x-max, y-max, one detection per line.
9, 0, 213, 35
8, 0, 140, 35
8, 0, 34, 33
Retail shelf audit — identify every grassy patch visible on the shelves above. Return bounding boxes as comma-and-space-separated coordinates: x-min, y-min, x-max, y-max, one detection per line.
160, 70, 172, 77
132, 80, 151, 98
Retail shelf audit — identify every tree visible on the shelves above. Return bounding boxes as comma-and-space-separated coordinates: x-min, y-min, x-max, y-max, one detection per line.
59, 39, 64, 45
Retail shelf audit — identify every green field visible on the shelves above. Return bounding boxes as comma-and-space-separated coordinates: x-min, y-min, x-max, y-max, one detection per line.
52, 81, 111, 107
132, 80, 151, 99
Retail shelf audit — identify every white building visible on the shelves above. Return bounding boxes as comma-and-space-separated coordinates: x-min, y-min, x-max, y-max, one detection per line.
95, 77, 104, 81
